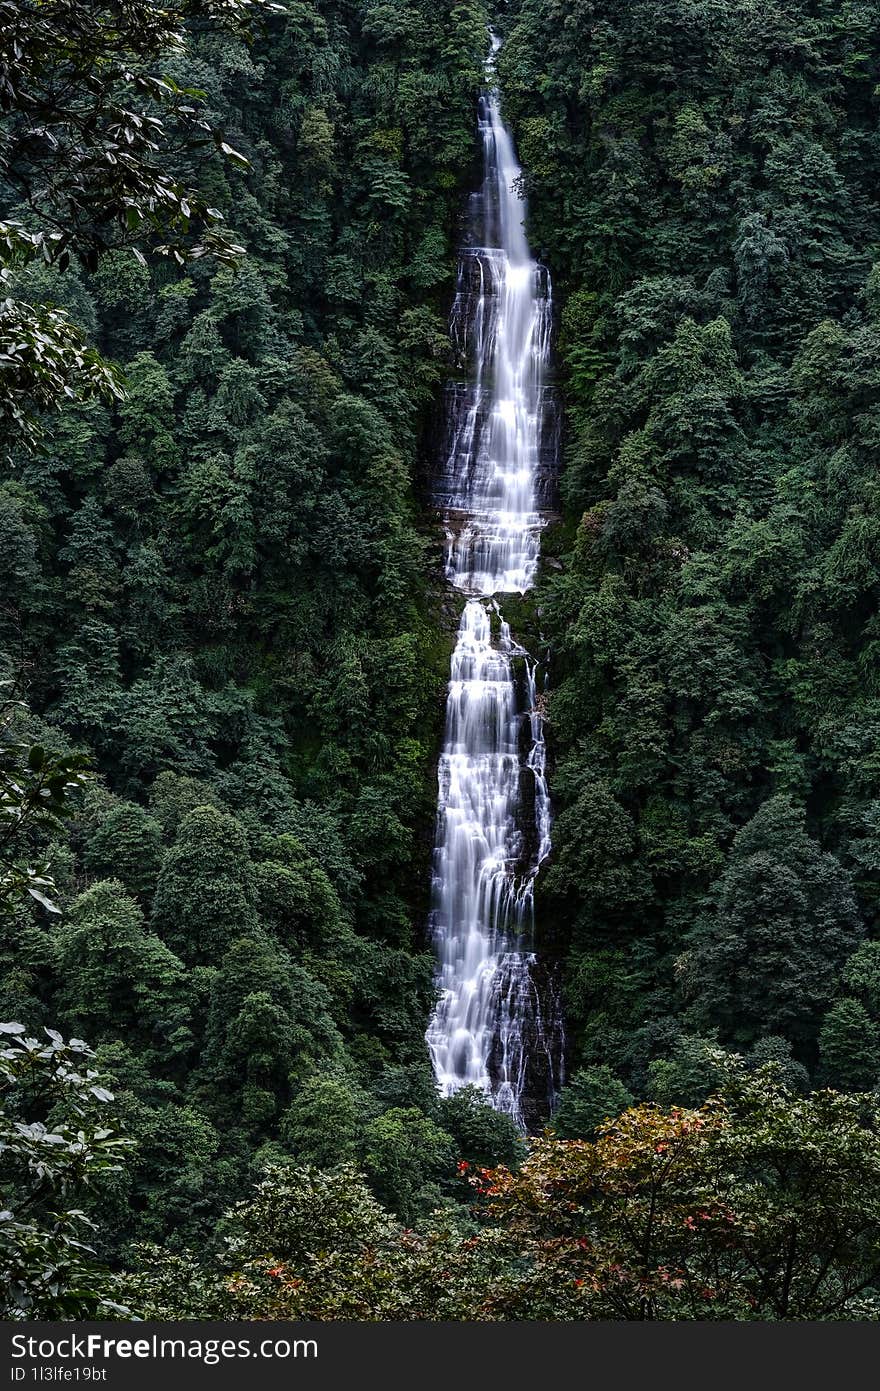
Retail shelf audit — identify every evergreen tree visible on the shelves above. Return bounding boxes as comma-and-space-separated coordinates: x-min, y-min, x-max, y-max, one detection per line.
152, 807, 257, 963
819, 1000, 880, 1091
54, 881, 191, 1063
684, 798, 863, 1049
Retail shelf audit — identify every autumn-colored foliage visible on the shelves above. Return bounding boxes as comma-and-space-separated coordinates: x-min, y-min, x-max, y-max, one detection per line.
474, 1063, 880, 1318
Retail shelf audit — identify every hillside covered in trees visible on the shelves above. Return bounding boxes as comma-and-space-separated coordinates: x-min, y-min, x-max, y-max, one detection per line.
3, 0, 880, 1323
500, 0, 880, 1107
1, 0, 506, 1282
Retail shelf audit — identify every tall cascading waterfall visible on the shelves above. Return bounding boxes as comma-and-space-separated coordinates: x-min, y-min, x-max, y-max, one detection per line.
426, 45, 564, 1130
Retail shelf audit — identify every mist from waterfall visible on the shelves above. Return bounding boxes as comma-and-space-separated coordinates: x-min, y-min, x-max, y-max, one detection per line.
426, 44, 563, 1129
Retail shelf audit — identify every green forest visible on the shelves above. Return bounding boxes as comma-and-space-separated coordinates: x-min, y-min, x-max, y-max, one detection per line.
3, 0, 880, 1322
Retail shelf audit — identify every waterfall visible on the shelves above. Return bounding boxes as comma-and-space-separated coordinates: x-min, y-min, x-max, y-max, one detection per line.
426, 44, 563, 1130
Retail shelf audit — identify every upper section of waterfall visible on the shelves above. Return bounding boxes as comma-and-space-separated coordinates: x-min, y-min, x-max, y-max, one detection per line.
438, 61, 553, 599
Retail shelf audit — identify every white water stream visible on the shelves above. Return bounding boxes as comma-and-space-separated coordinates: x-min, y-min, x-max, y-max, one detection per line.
426, 48, 562, 1128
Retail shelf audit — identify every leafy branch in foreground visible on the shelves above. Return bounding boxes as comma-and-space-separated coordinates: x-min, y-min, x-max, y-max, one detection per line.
0, 689, 91, 921
0, 0, 270, 267
0, 1023, 132, 1318
0, 224, 124, 440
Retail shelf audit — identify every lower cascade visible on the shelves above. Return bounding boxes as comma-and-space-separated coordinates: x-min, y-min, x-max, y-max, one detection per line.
426, 46, 564, 1129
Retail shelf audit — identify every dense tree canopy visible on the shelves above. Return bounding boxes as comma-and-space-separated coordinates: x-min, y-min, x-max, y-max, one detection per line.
0, 0, 489, 1265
